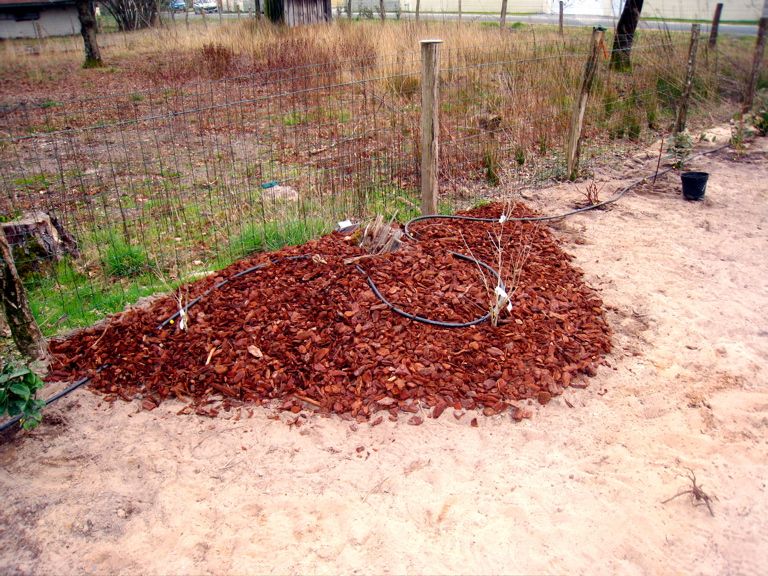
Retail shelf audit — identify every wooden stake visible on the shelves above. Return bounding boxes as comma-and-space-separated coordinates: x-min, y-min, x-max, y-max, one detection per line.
675, 24, 701, 135
708, 3, 723, 50
499, 0, 507, 30
744, 0, 768, 112
420, 39, 441, 215
0, 229, 47, 361
559, 0, 564, 36
566, 27, 604, 181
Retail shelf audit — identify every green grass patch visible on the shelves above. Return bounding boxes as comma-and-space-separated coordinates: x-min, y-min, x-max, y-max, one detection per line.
103, 238, 149, 278
282, 111, 308, 127
13, 173, 50, 188
26, 260, 171, 336
228, 217, 331, 260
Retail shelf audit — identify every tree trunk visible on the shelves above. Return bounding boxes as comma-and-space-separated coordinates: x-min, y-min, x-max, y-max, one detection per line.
379, 0, 385, 20
499, 0, 507, 29
708, 3, 723, 50
75, 0, 103, 68
610, 0, 644, 71
0, 230, 47, 362
744, 1, 768, 112
346, 0, 351, 18
415, 0, 420, 21
152, 0, 161, 26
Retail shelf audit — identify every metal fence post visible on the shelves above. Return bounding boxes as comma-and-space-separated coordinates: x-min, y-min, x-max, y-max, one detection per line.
674, 24, 701, 134
565, 26, 604, 181
420, 39, 441, 215
744, 0, 768, 112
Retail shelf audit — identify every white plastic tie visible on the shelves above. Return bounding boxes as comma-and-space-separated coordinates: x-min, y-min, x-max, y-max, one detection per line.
499, 214, 508, 224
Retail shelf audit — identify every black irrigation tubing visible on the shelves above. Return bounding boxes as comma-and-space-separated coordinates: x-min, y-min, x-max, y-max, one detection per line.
0, 142, 731, 434
355, 251, 505, 329
156, 255, 310, 330
0, 365, 108, 433
404, 143, 731, 241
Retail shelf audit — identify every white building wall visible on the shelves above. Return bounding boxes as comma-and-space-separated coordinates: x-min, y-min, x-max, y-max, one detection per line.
644, 0, 761, 22
406, 0, 545, 13
540, 0, 760, 20
0, 6, 80, 39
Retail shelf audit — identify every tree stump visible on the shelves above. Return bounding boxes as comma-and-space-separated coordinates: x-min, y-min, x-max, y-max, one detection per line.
0, 212, 79, 276
0, 228, 48, 361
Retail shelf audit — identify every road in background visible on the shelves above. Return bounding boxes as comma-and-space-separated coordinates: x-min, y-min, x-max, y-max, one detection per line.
173, 10, 758, 37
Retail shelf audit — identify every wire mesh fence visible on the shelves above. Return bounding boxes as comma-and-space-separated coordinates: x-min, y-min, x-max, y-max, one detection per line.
0, 27, 748, 335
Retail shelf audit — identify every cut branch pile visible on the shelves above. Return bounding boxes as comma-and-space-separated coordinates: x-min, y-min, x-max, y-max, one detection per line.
47, 203, 611, 421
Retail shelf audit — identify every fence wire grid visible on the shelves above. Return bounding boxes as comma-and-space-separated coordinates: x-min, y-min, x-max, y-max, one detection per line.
0, 28, 750, 335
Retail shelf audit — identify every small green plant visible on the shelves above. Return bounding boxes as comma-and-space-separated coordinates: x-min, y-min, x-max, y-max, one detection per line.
230, 217, 329, 258
40, 99, 61, 109
0, 363, 45, 430
103, 239, 148, 278
667, 132, 693, 169
282, 111, 308, 127
130, 93, 145, 103
754, 109, 768, 137
514, 145, 526, 166
730, 115, 754, 152
483, 145, 500, 186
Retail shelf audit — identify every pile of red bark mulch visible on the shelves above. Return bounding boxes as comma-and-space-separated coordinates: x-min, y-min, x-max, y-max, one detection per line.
47, 203, 612, 422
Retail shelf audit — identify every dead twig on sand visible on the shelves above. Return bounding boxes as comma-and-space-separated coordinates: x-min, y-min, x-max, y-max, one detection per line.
662, 468, 717, 517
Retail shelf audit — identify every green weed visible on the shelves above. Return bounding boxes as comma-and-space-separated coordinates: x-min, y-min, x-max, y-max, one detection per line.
103, 238, 149, 278
229, 217, 330, 259
282, 111, 308, 127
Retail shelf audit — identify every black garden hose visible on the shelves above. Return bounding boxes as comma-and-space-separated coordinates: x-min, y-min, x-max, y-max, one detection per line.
0, 365, 108, 433
355, 251, 505, 328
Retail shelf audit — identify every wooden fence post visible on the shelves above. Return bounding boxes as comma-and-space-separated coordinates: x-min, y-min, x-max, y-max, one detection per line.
420, 39, 441, 215
0, 230, 47, 361
565, 27, 604, 181
674, 24, 701, 134
744, 0, 768, 112
499, 0, 507, 30
708, 3, 723, 50
559, 1, 564, 36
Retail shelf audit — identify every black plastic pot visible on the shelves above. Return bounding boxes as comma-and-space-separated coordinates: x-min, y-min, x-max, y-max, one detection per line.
681, 171, 709, 201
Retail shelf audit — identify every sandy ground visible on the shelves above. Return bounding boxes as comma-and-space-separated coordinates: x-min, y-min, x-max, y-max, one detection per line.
1, 129, 767, 576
